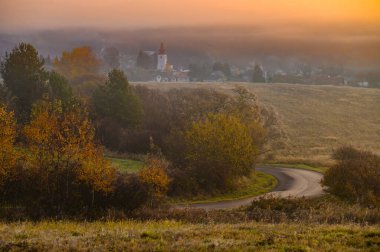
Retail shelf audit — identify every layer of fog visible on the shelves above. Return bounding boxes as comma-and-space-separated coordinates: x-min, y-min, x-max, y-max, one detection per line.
1, 25, 380, 70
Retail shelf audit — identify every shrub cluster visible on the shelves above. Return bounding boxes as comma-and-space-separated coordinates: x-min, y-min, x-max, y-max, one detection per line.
95, 84, 273, 201
130, 196, 380, 225
93, 84, 273, 195
246, 196, 380, 224
0, 101, 170, 219
322, 146, 380, 206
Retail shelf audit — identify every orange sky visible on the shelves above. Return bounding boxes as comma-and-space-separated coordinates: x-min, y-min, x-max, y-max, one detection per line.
1, 0, 380, 31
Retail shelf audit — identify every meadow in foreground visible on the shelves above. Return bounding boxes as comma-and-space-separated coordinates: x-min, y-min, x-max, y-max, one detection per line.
0, 221, 379, 251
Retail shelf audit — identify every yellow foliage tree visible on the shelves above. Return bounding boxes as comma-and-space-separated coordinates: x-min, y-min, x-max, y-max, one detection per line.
23, 100, 115, 207
53, 46, 101, 81
138, 156, 170, 205
53, 46, 104, 96
185, 113, 258, 190
0, 106, 19, 188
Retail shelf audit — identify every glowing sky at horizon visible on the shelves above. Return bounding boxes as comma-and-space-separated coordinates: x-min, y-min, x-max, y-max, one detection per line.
0, 0, 380, 31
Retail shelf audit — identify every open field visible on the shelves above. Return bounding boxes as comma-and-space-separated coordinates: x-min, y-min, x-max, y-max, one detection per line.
0, 221, 379, 251
136, 82, 380, 166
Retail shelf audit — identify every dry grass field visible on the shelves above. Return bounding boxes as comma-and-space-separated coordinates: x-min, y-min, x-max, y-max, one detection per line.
1, 221, 379, 251
136, 82, 380, 166
2, 196, 380, 251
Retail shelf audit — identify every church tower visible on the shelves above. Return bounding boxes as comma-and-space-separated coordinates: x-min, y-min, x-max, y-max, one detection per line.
157, 42, 167, 71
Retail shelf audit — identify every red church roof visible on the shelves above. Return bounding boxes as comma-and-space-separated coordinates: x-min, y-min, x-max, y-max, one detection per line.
158, 42, 166, 54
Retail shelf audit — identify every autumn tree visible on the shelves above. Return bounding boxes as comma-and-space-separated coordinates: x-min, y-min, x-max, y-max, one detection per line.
0, 106, 19, 189
53, 46, 103, 95
54, 46, 101, 80
184, 113, 258, 191
23, 100, 115, 211
0, 43, 47, 121
138, 155, 171, 206
160, 87, 269, 169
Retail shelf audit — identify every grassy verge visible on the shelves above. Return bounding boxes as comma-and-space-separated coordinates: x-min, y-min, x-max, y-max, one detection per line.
0, 221, 379, 251
260, 163, 327, 173
107, 157, 144, 173
170, 171, 277, 204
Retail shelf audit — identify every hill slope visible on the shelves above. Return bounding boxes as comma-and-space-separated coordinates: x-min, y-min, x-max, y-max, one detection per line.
137, 82, 380, 166
248, 83, 380, 165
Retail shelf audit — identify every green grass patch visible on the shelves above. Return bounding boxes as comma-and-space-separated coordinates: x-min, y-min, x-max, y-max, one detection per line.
261, 163, 327, 173
170, 171, 277, 204
107, 157, 144, 174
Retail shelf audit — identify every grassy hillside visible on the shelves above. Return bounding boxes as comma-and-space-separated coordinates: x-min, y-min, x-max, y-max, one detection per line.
1, 221, 379, 251
250, 83, 380, 166
137, 82, 380, 166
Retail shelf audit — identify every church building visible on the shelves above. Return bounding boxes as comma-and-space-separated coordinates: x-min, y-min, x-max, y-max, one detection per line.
136, 42, 190, 82
157, 42, 168, 71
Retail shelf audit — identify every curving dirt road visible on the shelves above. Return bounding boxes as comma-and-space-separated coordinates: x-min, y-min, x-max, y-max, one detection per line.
177, 167, 324, 210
